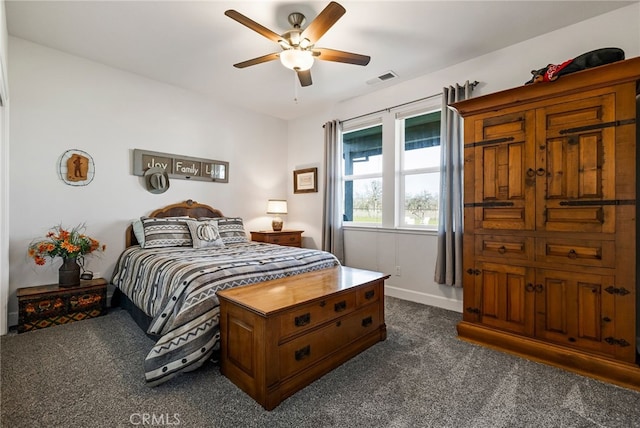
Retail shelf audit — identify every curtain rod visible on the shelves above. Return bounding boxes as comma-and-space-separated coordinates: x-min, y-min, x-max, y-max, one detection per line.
333, 80, 479, 126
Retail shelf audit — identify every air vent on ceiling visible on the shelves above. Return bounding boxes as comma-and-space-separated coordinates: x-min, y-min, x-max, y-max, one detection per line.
366, 70, 398, 85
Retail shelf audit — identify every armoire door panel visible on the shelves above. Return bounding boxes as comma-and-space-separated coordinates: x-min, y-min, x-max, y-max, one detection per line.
543, 206, 611, 232
543, 94, 614, 135
577, 134, 602, 198
545, 104, 604, 130
482, 144, 524, 200
481, 112, 526, 139
474, 111, 535, 231
535, 269, 616, 357
577, 283, 601, 342
540, 277, 567, 335
545, 133, 604, 200
536, 94, 616, 233
476, 263, 534, 336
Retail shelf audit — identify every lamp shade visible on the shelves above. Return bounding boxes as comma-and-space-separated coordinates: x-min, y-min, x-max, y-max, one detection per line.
267, 199, 288, 214
279, 50, 314, 71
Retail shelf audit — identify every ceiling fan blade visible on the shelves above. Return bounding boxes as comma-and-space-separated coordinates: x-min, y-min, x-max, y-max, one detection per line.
225, 9, 283, 43
297, 69, 313, 87
300, 1, 346, 44
314, 48, 370, 66
233, 53, 280, 69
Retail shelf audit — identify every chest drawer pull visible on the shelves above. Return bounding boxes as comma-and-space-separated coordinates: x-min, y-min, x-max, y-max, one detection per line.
295, 345, 311, 361
361, 316, 373, 327
567, 249, 577, 259
295, 313, 311, 327
365, 290, 375, 300
334, 301, 347, 312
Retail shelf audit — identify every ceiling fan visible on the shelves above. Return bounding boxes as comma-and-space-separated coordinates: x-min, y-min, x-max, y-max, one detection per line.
224, 1, 370, 87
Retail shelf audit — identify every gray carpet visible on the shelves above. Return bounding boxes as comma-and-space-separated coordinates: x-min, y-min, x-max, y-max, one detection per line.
2, 297, 639, 428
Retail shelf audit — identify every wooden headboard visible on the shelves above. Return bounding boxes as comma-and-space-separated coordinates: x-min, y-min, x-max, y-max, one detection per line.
126, 199, 225, 247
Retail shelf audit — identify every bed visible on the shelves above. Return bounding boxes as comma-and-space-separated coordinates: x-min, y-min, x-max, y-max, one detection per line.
111, 200, 341, 386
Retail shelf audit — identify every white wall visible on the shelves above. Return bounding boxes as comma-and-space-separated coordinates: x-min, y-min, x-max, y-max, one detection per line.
286, 4, 640, 312
6, 37, 289, 326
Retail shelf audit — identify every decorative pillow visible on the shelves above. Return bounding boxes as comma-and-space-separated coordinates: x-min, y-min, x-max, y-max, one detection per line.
186, 219, 225, 249
140, 217, 193, 248
216, 217, 248, 244
132, 219, 145, 246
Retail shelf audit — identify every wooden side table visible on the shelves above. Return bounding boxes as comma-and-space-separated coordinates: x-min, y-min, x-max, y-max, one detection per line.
250, 230, 304, 248
17, 278, 108, 333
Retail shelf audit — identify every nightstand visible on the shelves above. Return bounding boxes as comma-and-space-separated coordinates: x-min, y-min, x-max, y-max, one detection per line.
250, 230, 304, 248
17, 278, 108, 333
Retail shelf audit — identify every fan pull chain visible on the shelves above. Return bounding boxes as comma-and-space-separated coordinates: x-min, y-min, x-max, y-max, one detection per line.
293, 71, 299, 104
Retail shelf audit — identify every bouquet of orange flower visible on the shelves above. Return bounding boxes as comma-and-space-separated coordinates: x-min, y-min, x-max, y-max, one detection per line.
28, 224, 105, 266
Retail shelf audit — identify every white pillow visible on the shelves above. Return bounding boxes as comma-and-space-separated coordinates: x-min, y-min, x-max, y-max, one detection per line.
132, 219, 145, 246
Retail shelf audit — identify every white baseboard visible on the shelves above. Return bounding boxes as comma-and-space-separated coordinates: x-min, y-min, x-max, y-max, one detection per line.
384, 285, 463, 313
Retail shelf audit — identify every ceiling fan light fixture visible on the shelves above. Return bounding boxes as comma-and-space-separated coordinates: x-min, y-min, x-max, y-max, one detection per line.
280, 49, 314, 71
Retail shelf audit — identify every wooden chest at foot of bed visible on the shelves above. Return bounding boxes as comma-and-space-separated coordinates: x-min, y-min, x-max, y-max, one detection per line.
17, 278, 108, 333
218, 266, 389, 410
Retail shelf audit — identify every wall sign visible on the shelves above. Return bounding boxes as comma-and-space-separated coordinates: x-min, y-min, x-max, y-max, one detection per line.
133, 149, 229, 183
59, 149, 95, 186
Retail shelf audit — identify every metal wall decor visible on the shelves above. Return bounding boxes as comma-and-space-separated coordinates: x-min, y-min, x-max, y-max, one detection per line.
133, 149, 229, 183
59, 149, 95, 186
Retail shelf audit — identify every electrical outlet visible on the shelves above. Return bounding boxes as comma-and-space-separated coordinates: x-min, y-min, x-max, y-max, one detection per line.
93, 272, 101, 279
395, 266, 401, 276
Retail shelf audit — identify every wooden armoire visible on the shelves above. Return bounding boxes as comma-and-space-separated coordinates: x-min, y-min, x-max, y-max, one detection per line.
453, 57, 640, 390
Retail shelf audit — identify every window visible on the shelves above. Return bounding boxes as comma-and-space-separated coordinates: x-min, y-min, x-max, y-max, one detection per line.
342, 123, 383, 224
399, 111, 441, 227
341, 99, 441, 229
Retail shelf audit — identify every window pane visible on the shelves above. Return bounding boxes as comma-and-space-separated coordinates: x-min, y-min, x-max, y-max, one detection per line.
404, 112, 441, 170
343, 125, 383, 175
344, 178, 382, 223
352, 153, 382, 175
404, 145, 440, 170
403, 173, 439, 226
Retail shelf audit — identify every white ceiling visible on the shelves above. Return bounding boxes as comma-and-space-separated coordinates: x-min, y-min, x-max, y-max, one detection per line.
5, 1, 635, 120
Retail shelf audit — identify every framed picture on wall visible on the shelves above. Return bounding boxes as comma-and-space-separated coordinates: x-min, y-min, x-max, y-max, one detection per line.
293, 167, 318, 194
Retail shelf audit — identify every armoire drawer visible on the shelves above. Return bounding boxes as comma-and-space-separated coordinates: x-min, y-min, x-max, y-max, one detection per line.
279, 292, 357, 340
278, 305, 380, 379
475, 235, 533, 260
536, 238, 614, 268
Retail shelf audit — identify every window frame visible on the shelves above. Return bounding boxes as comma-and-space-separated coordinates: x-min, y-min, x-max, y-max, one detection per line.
341, 117, 384, 226
396, 104, 442, 230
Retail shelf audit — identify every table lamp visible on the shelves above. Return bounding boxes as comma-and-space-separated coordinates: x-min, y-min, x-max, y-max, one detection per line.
267, 199, 288, 231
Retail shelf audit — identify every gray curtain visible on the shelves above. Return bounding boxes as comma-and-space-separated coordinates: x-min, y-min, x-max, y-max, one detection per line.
434, 81, 473, 287
322, 120, 344, 263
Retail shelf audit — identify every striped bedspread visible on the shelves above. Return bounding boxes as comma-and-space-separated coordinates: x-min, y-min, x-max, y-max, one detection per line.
111, 242, 340, 386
